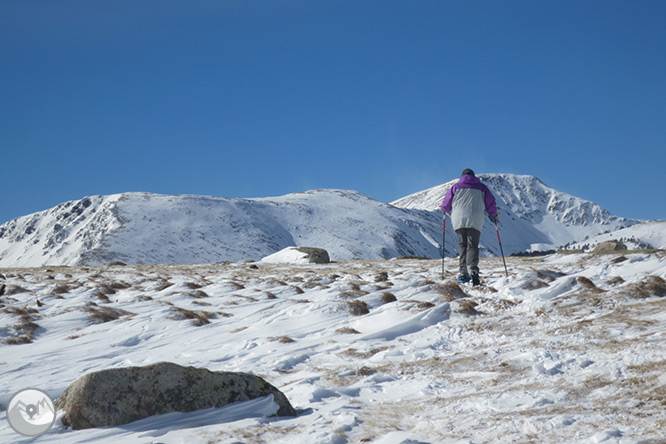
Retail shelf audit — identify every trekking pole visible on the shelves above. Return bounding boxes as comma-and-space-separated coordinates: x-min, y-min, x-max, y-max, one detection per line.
441, 213, 446, 280
494, 219, 509, 277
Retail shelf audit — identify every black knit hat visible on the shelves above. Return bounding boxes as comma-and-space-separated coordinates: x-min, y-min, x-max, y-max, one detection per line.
461, 168, 475, 176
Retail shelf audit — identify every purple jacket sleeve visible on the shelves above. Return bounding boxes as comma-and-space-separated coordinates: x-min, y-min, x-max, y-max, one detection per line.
483, 185, 498, 218
441, 185, 456, 213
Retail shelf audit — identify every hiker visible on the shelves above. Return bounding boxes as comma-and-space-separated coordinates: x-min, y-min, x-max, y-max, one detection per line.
441, 169, 498, 286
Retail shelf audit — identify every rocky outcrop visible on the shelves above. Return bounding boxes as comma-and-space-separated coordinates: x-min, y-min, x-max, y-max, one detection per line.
55, 362, 296, 430
295, 247, 330, 264
592, 240, 627, 253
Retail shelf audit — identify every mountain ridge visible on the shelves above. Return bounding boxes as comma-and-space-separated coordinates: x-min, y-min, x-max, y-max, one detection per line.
0, 174, 661, 267
0, 190, 443, 267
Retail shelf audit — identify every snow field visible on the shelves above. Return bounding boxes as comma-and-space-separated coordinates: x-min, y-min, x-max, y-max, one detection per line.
1, 251, 665, 443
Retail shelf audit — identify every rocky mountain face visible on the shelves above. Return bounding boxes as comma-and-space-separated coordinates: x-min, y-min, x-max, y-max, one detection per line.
391, 174, 640, 252
393, 174, 627, 225
0, 174, 653, 267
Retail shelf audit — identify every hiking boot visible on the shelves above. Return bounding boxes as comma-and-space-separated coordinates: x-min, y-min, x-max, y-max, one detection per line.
457, 274, 471, 283
471, 271, 481, 286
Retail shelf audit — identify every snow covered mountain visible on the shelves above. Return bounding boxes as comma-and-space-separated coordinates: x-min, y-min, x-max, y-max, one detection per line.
391, 173, 644, 254
0, 174, 659, 268
0, 190, 443, 267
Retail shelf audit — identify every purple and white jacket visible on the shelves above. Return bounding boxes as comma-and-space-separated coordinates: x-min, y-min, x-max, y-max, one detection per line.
441, 174, 498, 232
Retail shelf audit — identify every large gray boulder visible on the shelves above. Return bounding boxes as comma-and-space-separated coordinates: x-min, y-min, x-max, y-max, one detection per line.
55, 362, 297, 430
295, 247, 330, 264
592, 240, 627, 253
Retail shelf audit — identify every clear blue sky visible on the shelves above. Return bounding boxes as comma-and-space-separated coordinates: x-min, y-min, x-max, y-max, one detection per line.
2, 0, 665, 225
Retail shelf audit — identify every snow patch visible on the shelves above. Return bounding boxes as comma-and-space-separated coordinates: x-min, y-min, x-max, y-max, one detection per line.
261, 247, 313, 264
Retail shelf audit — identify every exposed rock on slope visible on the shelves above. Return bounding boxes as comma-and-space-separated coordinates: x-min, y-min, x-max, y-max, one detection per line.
55, 362, 296, 430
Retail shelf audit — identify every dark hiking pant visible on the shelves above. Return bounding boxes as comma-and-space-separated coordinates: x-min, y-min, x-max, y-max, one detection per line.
456, 228, 481, 276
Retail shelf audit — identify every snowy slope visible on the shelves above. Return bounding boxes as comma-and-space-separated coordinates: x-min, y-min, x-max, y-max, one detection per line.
1, 253, 665, 443
567, 220, 666, 251
0, 191, 442, 267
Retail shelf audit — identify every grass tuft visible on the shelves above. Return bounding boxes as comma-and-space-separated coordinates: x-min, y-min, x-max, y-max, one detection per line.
577, 276, 604, 293
336, 327, 361, 334
187, 290, 210, 299
606, 276, 625, 286
374, 272, 389, 282
227, 281, 246, 290
2, 316, 40, 344
83, 305, 135, 323
432, 282, 468, 301
455, 299, 482, 316
51, 283, 70, 294
183, 281, 203, 290
269, 336, 295, 343
416, 301, 435, 311
624, 275, 666, 298
347, 300, 370, 316
168, 307, 216, 326
381, 292, 397, 304
4, 285, 30, 296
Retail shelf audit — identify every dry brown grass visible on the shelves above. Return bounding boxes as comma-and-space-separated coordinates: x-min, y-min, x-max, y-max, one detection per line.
341, 347, 388, 359
168, 306, 217, 326
226, 281, 246, 290
347, 300, 370, 316
183, 281, 203, 290
269, 336, 295, 344
187, 290, 209, 299
83, 305, 135, 324
1, 305, 41, 344
381, 292, 397, 304
535, 268, 566, 281
3, 284, 30, 296
51, 283, 71, 294
576, 276, 604, 292
339, 282, 370, 300
2, 319, 40, 344
606, 276, 625, 286
2, 305, 38, 317
455, 299, 482, 316
619, 275, 666, 299
356, 366, 378, 376
92, 291, 111, 303
522, 279, 550, 290
431, 282, 468, 301
403, 300, 435, 311
374, 271, 389, 282
95, 280, 131, 296
335, 327, 361, 334
154, 280, 174, 291
232, 294, 259, 302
